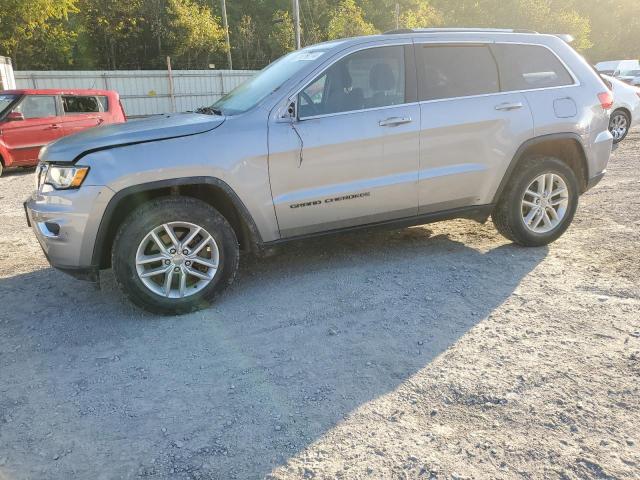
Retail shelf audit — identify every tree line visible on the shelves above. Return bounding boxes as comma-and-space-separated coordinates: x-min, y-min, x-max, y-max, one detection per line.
1, 0, 638, 71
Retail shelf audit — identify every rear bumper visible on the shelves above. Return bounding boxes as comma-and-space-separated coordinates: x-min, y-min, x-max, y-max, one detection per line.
585, 171, 606, 191
584, 129, 613, 191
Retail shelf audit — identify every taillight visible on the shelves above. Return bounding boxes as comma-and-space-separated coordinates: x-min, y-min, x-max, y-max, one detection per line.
598, 91, 614, 110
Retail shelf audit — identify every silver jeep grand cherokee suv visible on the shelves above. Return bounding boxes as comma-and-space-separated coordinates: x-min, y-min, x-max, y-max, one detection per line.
25, 28, 613, 314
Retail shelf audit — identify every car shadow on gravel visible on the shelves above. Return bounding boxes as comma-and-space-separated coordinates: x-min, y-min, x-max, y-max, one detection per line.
0, 225, 548, 479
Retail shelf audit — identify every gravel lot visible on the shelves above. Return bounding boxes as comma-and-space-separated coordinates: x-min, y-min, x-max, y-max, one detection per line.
1, 130, 639, 480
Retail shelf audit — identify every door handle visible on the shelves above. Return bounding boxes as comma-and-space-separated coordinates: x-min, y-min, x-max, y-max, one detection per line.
378, 116, 412, 127
49, 124, 62, 129
495, 102, 523, 111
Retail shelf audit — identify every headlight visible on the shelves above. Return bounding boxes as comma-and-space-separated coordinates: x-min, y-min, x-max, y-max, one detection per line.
45, 166, 89, 190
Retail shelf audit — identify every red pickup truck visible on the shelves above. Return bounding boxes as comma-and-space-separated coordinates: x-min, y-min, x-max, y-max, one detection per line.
0, 89, 126, 176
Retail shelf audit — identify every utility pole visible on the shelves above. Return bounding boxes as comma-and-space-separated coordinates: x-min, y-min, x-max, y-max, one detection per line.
292, 0, 301, 50
395, 3, 400, 30
220, 0, 233, 70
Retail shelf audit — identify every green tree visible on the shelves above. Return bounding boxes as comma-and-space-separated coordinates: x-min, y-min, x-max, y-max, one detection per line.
268, 10, 296, 59
77, 0, 147, 69
0, 0, 77, 68
400, 2, 443, 29
234, 15, 261, 69
431, 0, 592, 52
327, 0, 378, 40
166, 0, 226, 68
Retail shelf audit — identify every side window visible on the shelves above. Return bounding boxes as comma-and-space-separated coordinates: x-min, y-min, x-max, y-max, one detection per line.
62, 95, 100, 114
14, 95, 57, 119
96, 96, 109, 112
492, 44, 574, 91
417, 45, 499, 101
298, 45, 405, 118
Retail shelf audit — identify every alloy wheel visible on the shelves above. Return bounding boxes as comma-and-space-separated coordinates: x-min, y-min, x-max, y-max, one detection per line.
609, 112, 628, 141
135, 222, 219, 298
521, 173, 569, 234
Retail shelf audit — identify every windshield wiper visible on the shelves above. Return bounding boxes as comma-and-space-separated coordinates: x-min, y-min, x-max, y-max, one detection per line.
195, 106, 223, 116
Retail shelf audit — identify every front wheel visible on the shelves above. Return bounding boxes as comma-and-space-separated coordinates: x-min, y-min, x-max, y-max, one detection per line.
112, 197, 239, 314
492, 155, 579, 247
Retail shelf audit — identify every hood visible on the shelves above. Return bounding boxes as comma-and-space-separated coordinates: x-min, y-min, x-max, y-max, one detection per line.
40, 113, 225, 163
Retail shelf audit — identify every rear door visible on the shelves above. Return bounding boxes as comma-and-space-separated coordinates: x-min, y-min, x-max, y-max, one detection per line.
268, 43, 420, 238
1, 94, 64, 165
61, 95, 105, 135
415, 43, 534, 212
490, 43, 581, 138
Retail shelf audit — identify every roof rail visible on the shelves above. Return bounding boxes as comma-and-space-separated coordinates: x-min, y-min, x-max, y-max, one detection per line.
383, 28, 539, 35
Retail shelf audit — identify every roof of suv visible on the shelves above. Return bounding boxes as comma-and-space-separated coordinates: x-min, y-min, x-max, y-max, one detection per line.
323, 28, 573, 48
383, 28, 539, 34
2, 89, 116, 96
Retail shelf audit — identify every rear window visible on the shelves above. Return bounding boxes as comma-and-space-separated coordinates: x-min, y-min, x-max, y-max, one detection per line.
62, 95, 100, 114
417, 45, 499, 101
491, 44, 574, 91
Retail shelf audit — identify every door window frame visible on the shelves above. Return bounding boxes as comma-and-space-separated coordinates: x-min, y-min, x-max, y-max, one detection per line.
413, 41, 580, 105
288, 42, 418, 121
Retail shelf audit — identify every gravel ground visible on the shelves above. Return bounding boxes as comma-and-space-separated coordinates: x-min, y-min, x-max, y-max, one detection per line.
1, 131, 639, 480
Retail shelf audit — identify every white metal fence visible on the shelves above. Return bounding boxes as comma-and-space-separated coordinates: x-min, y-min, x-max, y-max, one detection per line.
14, 69, 258, 117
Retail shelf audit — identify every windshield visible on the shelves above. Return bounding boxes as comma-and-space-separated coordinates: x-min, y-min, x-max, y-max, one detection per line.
0, 94, 17, 116
212, 49, 330, 115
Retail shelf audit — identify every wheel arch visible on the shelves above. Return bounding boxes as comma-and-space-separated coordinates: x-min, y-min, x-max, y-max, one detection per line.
92, 177, 263, 269
493, 133, 589, 204
0, 143, 11, 167
612, 106, 632, 119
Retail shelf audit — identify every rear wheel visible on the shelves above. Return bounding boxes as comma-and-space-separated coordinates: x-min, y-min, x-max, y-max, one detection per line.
112, 197, 239, 314
609, 109, 630, 144
492, 155, 579, 246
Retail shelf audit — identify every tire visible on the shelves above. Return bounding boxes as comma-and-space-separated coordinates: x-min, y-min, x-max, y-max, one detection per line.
492, 155, 579, 247
609, 109, 630, 144
0, 159, 4, 177
112, 196, 239, 315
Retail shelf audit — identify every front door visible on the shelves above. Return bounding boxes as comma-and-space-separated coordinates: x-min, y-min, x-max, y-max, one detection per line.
2, 95, 64, 165
268, 44, 420, 238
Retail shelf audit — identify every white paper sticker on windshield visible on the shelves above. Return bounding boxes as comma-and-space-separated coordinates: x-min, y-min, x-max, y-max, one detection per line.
294, 51, 325, 61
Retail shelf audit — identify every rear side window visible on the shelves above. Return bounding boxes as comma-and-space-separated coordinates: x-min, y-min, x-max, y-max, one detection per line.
15, 95, 57, 119
417, 45, 499, 101
96, 96, 109, 112
62, 95, 100, 114
491, 44, 574, 91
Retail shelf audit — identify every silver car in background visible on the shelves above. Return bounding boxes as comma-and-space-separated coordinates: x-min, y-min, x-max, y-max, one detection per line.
25, 28, 613, 314
602, 74, 640, 143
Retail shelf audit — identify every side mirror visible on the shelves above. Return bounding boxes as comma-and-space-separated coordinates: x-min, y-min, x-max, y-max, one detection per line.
287, 101, 296, 119
277, 100, 297, 123
6, 111, 25, 122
